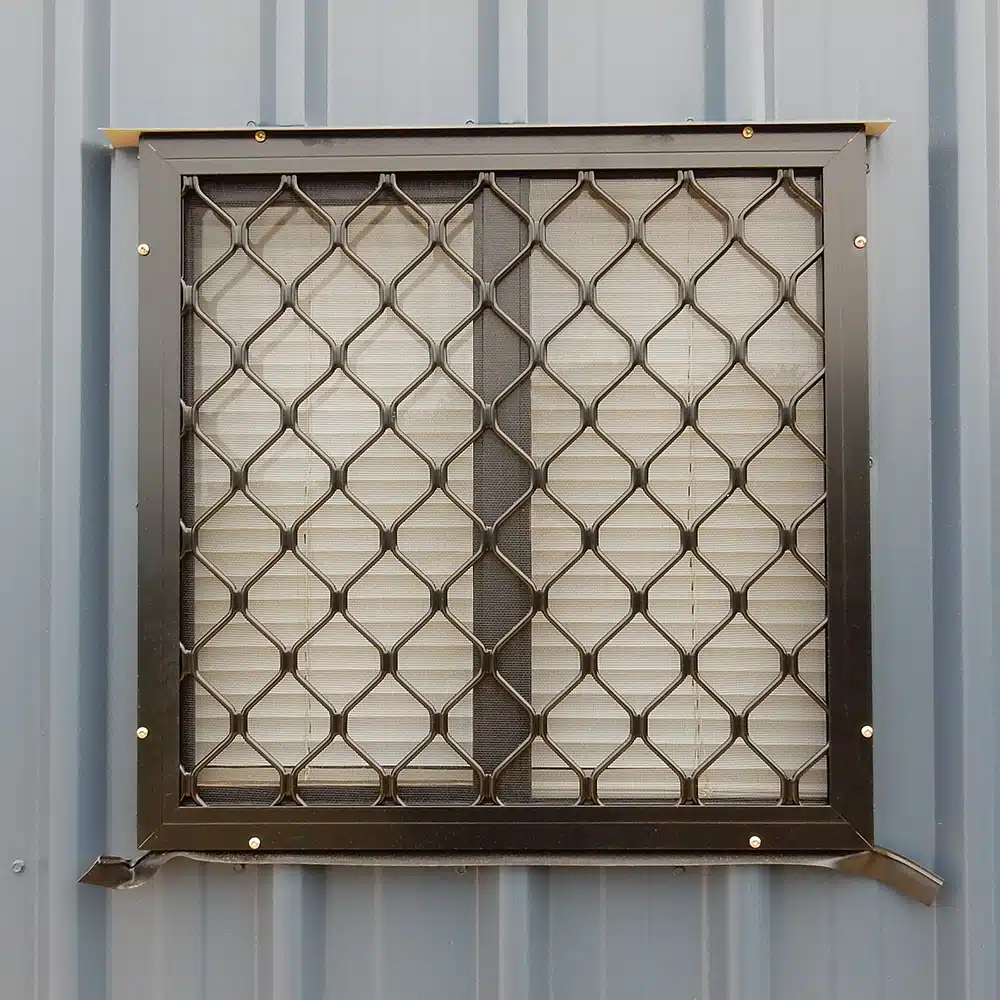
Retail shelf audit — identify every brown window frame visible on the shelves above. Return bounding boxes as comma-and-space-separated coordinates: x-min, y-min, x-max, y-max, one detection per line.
136, 124, 873, 855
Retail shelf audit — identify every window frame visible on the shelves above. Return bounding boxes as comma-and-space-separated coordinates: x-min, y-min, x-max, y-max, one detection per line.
137, 124, 872, 854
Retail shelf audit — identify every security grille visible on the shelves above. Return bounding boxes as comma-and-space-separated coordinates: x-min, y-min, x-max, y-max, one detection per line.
138, 126, 872, 853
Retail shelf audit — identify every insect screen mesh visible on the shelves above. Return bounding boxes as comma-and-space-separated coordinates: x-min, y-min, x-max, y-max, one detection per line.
182, 170, 828, 806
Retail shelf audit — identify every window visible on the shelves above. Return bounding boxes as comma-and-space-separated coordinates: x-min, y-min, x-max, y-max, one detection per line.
137, 125, 872, 853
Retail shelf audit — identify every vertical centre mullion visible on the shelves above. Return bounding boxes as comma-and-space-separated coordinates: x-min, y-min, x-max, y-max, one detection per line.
473, 176, 533, 800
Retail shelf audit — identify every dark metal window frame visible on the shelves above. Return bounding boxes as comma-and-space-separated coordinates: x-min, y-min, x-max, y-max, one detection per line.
137, 124, 872, 855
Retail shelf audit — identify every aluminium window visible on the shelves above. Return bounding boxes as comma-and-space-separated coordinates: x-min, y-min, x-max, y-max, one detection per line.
137, 125, 872, 854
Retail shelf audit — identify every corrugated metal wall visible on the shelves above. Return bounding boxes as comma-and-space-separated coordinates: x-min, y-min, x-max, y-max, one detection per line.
1, 0, 997, 997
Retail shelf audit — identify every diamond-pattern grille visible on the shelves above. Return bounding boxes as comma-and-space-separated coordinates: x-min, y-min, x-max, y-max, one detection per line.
180, 167, 828, 808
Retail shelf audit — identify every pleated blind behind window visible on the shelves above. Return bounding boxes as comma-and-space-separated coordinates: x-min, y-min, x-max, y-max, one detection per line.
184, 171, 828, 805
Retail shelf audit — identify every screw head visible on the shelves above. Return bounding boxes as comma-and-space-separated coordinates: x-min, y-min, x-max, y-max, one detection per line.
11, 860, 25, 874
854, 235, 868, 249
136, 726, 149, 740
137, 243, 150, 256
748, 835, 762, 849
861, 724, 874, 738
248, 836, 261, 850
254, 130, 267, 143
742, 126, 754, 139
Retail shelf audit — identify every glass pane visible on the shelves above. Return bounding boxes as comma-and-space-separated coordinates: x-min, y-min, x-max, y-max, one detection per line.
528, 173, 826, 803
185, 180, 475, 798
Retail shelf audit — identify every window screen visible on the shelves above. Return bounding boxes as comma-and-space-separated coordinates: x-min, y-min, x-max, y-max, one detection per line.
183, 170, 826, 806
137, 126, 872, 854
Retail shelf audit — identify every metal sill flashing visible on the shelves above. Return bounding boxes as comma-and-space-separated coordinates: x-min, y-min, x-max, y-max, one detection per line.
80, 845, 940, 905
102, 120, 892, 148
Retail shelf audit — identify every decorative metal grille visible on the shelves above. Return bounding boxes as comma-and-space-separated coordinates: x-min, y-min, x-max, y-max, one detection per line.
138, 126, 872, 853
182, 167, 828, 807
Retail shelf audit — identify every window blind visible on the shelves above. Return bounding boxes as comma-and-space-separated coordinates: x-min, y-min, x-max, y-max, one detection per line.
185, 171, 828, 804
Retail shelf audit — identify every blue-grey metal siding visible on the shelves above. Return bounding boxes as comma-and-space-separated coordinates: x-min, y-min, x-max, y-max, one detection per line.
0, 0, 995, 997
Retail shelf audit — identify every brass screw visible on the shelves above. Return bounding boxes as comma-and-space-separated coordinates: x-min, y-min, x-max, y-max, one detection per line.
861, 724, 874, 738
248, 836, 261, 850
136, 726, 149, 740
748, 835, 762, 849
254, 130, 267, 143
137, 243, 150, 256
854, 235, 868, 249
742, 126, 754, 139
